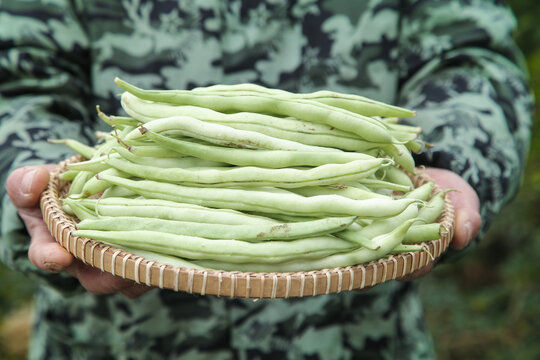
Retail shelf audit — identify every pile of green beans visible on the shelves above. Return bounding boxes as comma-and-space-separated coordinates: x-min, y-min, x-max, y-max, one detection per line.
55, 79, 447, 273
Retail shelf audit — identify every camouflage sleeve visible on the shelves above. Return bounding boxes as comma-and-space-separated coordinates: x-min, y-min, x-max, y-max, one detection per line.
397, 0, 533, 255
0, 0, 95, 291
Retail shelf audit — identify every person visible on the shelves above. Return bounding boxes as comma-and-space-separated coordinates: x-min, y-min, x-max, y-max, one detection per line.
0, 0, 532, 359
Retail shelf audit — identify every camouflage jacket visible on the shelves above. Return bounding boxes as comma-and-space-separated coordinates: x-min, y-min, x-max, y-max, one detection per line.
0, 1, 532, 359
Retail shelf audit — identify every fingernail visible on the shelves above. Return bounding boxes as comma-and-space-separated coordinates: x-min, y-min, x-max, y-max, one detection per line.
21, 168, 38, 196
464, 221, 473, 242
44, 262, 64, 273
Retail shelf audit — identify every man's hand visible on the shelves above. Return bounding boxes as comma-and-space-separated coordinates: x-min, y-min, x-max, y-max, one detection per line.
6, 165, 150, 299
399, 167, 482, 281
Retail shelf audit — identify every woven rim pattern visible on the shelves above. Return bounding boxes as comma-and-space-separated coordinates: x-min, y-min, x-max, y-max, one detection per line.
40, 155, 454, 299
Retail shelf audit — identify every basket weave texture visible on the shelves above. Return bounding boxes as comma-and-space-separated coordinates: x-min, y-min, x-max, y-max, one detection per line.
41, 155, 454, 299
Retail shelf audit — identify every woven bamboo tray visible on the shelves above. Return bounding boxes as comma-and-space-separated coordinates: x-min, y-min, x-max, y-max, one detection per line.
40, 155, 454, 299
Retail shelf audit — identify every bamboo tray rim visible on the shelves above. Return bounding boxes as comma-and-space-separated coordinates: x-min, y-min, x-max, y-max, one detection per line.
41, 155, 455, 299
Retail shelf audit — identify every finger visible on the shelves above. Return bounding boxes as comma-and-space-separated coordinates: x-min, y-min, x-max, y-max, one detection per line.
6, 165, 74, 272
6, 165, 56, 209
451, 208, 482, 250
65, 261, 151, 298
24, 210, 74, 272
423, 168, 482, 249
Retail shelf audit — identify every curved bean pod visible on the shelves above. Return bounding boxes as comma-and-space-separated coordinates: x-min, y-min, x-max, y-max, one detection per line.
338, 202, 419, 244
121, 92, 357, 139
105, 156, 389, 188
115, 78, 396, 143
125, 116, 337, 152
48, 139, 95, 159
402, 223, 444, 244
97, 174, 421, 218
73, 197, 280, 225
191, 83, 416, 118
145, 131, 374, 168
194, 218, 419, 272
289, 184, 390, 200
73, 229, 358, 264
76, 215, 357, 241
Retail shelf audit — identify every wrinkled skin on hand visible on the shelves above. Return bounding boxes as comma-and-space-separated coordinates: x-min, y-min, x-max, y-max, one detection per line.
6, 165, 150, 299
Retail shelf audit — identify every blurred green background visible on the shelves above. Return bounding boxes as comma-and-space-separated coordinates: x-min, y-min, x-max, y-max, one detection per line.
1, 1, 539, 358
420, 0, 540, 358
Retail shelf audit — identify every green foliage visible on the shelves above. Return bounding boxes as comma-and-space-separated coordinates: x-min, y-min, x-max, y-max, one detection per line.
0, 264, 36, 318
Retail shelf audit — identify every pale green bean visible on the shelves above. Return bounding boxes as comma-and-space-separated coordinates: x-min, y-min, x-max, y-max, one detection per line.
76, 215, 356, 241
125, 117, 337, 152
73, 229, 358, 264
73, 197, 279, 225
48, 139, 95, 159
402, 223, 444, 243
194, 218, 419, 272
289, 184, 390, 200
191, 83, 416, 118
97, 174, 421, 218
105, 156, 388, 188
145, 131, 375, 168
115, 78, 396, 143
121, 92, 388, 152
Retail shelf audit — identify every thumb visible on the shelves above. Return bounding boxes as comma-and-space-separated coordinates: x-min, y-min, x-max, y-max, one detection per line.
6, 165, 56, 209
423, 168, 482, 250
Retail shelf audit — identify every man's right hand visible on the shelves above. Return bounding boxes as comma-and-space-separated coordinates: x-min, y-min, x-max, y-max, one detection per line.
6, 165, 150, 298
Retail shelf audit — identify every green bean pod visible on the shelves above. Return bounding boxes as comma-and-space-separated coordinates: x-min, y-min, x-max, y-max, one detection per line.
59, 169, 79, 181
73, 229, 358, 264
125, 116, 337, 153
97, 174, 422, 218
48, 139, 96, 159
194, 218, 420, 272
80, 168, 128, 198
101, 186, 138, 199
191, 83, 416, 118
68, 170, 93, 196
402, 223, 444, 244
121, 93, 388, 152
338, 202, 419, 244
115, 78, 396, 144
76, 215, 357, 241
289, 184, 390, 200
62, 198, 97, 220
104, 156, 389, 188
121, 92, 357, 139
145, 131, 375, 168
73, 197, 279, 225
381, 143, 416, 173
380, 165, 414, 190
416, 191, 448, 224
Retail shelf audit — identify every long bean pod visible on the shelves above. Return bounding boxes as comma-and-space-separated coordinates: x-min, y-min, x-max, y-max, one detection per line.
115, 78, 397, 143
194, 218, 419, 272
73, 229, 358, 264
105, 156, 389, 188
144, 131, 374, 168
74, 197, 279, 225
190, 83, 416, 118
125, 116, 338, 152
77, 215, 356, 241
97, 174, 421, 218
